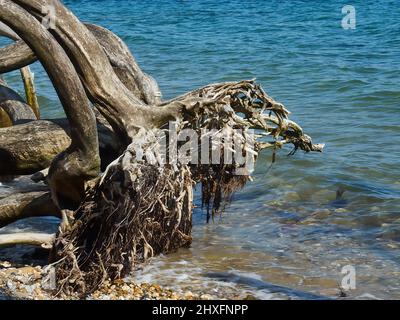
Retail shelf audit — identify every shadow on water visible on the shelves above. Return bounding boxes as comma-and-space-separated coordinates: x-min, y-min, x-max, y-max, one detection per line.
205, 272, 333, 300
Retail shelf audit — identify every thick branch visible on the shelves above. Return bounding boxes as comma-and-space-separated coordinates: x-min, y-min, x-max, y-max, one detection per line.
0, 40, 36, 73
0, 20, 18, 40
85, 24, 161, 105
0, 0, 100, 209
0, 1, 98, 155
14, 0, 177, 144
0, 119, 120, 175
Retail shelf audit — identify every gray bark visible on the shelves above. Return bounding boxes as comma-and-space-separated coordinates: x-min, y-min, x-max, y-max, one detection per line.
0, 77, 36, 126
0, 119, 120, 176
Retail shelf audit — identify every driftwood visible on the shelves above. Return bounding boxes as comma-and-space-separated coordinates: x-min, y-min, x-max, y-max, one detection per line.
0, 191, 59, 228
0, 20, 18, 39
0, 118, 120, 175
0, 0, 324, 296
0, 121, 70, 175
0, 40, 36, 73
0, 233, 55, 248
0, 76, 36, 126
20, 66, 40, 119
0, 24, 161, 105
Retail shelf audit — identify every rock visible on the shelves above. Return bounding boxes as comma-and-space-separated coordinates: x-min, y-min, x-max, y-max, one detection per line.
311, 189, 334, 204
24, 285, 35, 295
15, 275, 31, 284
285, 192, 301, 202
6, 279, 16, 292
0, 261, 11, 268
311, 209, 331, 219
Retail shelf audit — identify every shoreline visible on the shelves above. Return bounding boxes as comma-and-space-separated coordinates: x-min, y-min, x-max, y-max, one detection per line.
0, 261, 251, 300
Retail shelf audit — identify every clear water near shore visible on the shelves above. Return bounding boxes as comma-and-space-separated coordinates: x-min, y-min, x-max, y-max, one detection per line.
1, 0, 399, 299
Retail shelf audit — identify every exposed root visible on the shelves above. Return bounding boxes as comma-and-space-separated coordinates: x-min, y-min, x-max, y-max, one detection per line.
52, 132, 193, 296
166, 80, 324, 217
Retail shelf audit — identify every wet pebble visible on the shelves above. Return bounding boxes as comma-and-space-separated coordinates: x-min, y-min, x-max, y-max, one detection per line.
284, 192, 301, 202
1, 263, 248, 300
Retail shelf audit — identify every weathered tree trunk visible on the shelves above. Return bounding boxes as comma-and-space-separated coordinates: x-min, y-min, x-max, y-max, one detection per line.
0, 0, 323, 296
0, 191, 59, 228
0, 121, 70, 175
0, 118, 120, 175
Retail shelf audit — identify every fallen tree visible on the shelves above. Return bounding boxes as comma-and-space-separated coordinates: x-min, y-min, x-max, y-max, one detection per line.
0, 0, 324, 296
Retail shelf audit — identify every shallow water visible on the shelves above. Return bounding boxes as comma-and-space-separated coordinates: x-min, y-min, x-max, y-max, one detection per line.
1, 0, 399, 299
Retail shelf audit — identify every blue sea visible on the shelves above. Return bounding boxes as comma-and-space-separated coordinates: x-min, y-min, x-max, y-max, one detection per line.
1, 0, 399, 299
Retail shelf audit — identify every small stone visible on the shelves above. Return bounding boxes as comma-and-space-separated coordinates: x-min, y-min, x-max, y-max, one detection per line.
113, 279, 124, 285
319, 288, 340, 297
15, 275, 29, 284
0, 261, 11, 268
285, 192, 301, 201
6, 280, 16, 291
311, 209, 331, 219
24, 285, 35, 295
